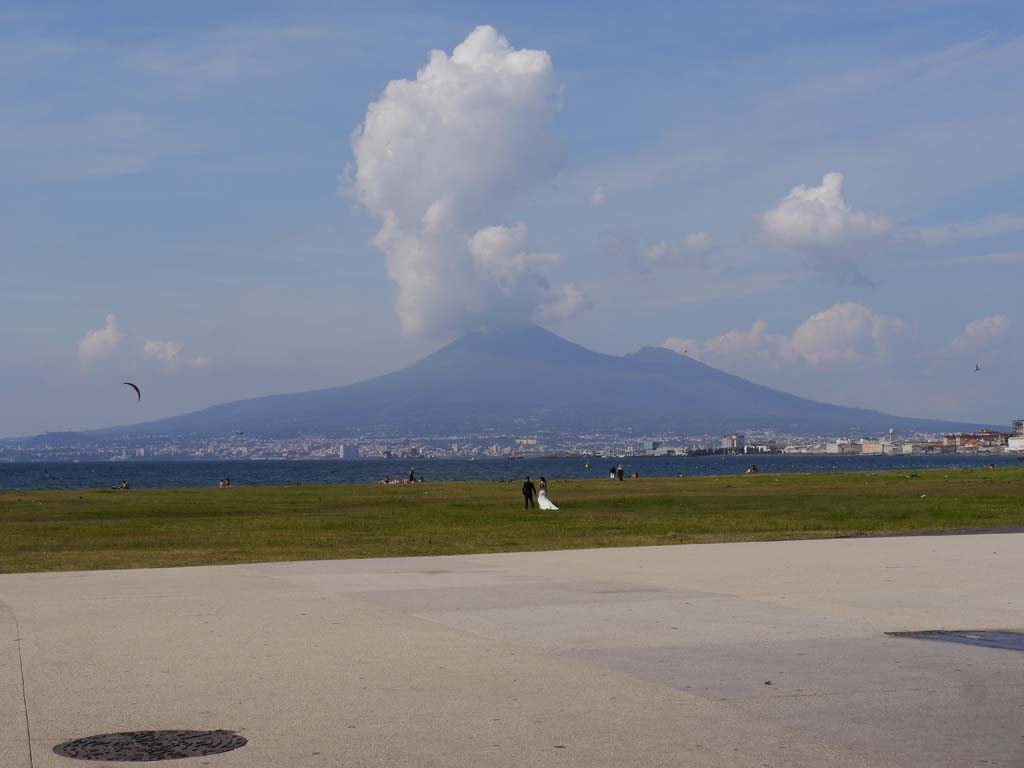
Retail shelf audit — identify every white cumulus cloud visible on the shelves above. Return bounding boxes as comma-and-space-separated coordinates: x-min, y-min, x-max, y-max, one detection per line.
761, 172, 890, 266
78, 314, 123, 368
789, 302, 905, 364
350, 25, 581, 336
667, 320, 797, 366
951, 314, 1009, 354
143, 340, 210, 369
683, 231, 714, 253
664, 302, 906, 369
539, 283, 589, 321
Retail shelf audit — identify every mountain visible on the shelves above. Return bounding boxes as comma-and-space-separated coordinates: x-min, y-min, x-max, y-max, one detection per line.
93, 325, 990, 439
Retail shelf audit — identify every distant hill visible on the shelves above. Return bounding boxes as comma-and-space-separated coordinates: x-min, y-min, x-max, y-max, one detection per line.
89, 325, 992, 439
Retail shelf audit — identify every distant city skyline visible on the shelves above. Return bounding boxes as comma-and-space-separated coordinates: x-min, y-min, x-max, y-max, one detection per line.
2, 2, 1022, 436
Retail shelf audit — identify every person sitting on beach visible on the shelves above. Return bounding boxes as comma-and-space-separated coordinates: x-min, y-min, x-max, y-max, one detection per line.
379, 474, 391, 485
112, 479, 130, 490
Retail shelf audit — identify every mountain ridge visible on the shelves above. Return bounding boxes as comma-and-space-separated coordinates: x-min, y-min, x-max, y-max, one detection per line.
81, 324, 994, 439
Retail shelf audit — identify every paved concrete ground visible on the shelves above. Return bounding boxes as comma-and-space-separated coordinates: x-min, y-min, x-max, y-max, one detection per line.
3, 534, 1024, 767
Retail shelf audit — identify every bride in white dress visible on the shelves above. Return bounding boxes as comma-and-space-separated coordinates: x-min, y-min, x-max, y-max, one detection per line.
537, 477, 559, 510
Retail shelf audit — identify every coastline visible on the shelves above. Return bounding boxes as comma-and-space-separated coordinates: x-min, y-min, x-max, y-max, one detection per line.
0, 452, 1019, 493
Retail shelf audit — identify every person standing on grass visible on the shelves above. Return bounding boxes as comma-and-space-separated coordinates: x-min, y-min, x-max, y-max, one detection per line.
537, 477, 559, 510
522, 476, 536, 508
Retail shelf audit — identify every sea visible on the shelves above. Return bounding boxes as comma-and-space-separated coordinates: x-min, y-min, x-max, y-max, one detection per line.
0, 454, 1019, 492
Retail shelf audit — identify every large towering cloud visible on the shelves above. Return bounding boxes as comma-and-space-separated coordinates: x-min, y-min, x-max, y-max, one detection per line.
351, 26, 579, 336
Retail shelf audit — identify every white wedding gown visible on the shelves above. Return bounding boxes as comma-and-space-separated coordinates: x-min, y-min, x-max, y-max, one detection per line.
537, 488, 559, 510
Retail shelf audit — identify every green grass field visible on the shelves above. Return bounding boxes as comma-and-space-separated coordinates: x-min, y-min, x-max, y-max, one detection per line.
1, 468, 1022, 574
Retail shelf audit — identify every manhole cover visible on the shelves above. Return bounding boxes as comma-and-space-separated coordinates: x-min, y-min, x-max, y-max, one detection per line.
887, 630, 1024, 651
53, 730, 246, 761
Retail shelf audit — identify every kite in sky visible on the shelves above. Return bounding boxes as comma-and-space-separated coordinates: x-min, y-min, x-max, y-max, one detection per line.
122, 382, 141, 401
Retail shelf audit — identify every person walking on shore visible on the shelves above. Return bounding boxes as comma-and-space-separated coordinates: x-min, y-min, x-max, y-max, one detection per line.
522, 476, 536, 509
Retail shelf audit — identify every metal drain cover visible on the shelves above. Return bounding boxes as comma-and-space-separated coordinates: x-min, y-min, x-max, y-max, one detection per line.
887, 630, 1024, 651
53, 730, 247, 761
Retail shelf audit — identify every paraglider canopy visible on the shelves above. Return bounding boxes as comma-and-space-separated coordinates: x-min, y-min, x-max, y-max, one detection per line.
122, 381, 141, 401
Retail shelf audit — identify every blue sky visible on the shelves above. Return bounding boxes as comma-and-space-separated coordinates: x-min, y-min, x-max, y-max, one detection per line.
2, 1, 1022, 436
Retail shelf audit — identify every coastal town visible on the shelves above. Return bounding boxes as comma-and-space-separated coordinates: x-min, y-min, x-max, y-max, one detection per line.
3, 421, 1021, 463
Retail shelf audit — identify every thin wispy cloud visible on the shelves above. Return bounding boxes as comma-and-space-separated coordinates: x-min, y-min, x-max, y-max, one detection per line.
641, 231, 714, 268
0, 110, 198, 182
924, 250, 1024, 267
0, 36, 81, 68
910, 214, 1024, 246
0, 22, 335, 184
763, 37, 1015, 116
129, 24, 331, 93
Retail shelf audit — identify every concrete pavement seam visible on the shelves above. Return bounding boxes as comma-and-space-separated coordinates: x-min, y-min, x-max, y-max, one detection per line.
1, 598, 33, 768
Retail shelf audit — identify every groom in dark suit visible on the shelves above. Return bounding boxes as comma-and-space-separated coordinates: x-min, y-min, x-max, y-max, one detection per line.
522, 476, 536, 508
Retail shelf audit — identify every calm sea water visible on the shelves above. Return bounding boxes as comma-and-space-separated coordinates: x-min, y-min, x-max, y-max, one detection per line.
0, 454, 1018, 492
